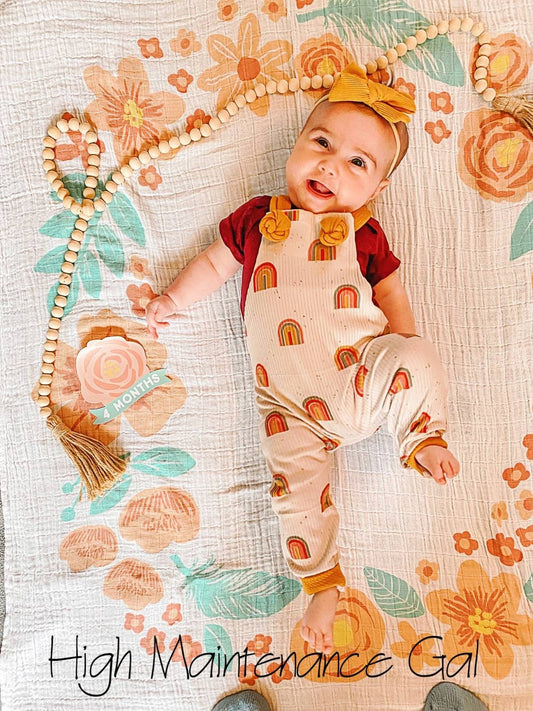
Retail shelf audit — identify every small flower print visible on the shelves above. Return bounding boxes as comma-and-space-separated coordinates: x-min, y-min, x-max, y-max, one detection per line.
516, 525, 533, 547
125, 613, 145, 633
140, 628, 166, 655
491, 501, 509, 526
138, 165, 162, 191
54, 111, 106, 170
515, 489, 533, 520
425, 120, 451, 144
415, 559, 439, 585
469, 33, 533, 93
487, 532, 523, 566
186, 109, 212, 132
390, 622, 441, 674
170, 635, 202, 665
168, 68, 194, 93
129, 255, 151, 280
296, 0, 314, 7
294, 33, 354, 101
502, 462, 530, 489
261, 0, 287, 22
162, 603, 183, 625
138, 37, 163, 59
428, 91, 454, 114
218, 0, 238, 21
453, 531, 479, 556
170, 29, 201, 57
523, 434, 533, 459
126, 283, 158, 317
238, 663, 258, 686
246, 634, 272, 655
394, 78, 416, 100
267, 661, 293, 683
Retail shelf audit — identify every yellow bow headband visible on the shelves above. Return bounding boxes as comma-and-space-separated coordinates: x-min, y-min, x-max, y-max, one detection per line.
315, 62, 417, 177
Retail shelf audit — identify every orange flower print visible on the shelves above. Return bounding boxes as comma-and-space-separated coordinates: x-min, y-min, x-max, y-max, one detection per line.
137, 37, 163, 59
238, 663, 258, 686
516, 525, 533, 547
162, 603, 183, 625
453, 531, 479, 556
84, 58, 184, 163
415, 559, 439, 585
390, 622, 441, 674
186, 109, 212, 132
523, 434, 533, 459
140, 628, 166, 655
217, 0, 238, 21
261, 0, 287, 22
502, 462, 530, 489
393, 78, 416, 100
126, 283, 158, 317
491, 501, 509, 526
170, 635, 202, 665
197, 13, 292, 117
515, 489, 533, 520
469, 33, 533, 93
487, 532, 523, 566
54, 111, 106, 170
426, 560, 533, 679
129, 255, 151, 280
296, 0, 314, 7
138, 165, 162, 191
425, 120, 451, 144
266, 661, 293, 684
124, 613, 145, 633
170, 30, 202, 57
294, 33, 355, 100
458, 108, 533, 202
59, 525, 118, 572
246, 634, 272, 655
428, 91, 453, 114
104, 559, 164, 610
168, 68, 194, 93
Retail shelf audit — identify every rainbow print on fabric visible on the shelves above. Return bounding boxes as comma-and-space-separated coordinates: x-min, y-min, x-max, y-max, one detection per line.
334, 345, 360, 370
389, 368, 412, 394
321, 484, 333, 512
269, 474, 291, 498
303, 396, 333, 421
265, 411, 289, 437
278, 319, 304, 346
321, 437, 340, 451
253, 262, 277, 291
287, 209, 300, 221
308, 240, 336, 261
287, 536, 311, 560
410, 412, 430, 433
255, 363, 269, 387
334, 284, 360, 309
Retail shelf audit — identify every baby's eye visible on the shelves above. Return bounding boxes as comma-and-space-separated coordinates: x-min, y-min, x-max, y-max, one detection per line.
316, 137, 329, 148
351, 157, 366, 168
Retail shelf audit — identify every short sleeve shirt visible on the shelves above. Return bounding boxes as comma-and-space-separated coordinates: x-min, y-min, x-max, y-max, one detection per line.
219, 196, 400, 315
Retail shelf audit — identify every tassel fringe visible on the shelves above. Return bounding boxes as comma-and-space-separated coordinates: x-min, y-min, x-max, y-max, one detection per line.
493, 93, 533, 135
46, 414, 127, 500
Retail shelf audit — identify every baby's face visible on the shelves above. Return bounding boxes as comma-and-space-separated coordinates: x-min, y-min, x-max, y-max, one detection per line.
286, 101, 397, 214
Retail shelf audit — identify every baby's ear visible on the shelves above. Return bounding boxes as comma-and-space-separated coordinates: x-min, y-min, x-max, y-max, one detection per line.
370, 178, 390, 200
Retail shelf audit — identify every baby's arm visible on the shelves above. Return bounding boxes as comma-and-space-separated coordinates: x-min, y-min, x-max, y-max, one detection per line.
145, 237, 241, 338
373, 270, 417, 335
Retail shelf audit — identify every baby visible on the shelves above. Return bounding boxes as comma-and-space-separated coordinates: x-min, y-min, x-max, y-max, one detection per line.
146, 63, 460, 656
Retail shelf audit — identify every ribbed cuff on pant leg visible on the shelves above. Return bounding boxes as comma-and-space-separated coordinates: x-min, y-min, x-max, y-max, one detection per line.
406, 436, 448, 476
300, 563, 346, 594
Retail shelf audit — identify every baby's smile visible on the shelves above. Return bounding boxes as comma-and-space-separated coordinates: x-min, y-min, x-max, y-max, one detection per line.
307, 179, 334, 198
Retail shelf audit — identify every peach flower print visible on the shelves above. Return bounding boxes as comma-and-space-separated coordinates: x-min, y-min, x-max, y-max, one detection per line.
523, 434, 533, 459
239, 663, 258, 686
186, 109, 212, 132
491, 501, 509, 526
127, 283, 158, 317
54, 111, 106, 169
428, 91, 453, 114
516, 525, 533, 547
458, 108, 533, 202
502, 462, 530, 489
469, 33, 533, 93
453, 531, 479, 556
266, 661, 293, 684
137, 38, 163, 59
197, 13, 292, 117
515, 489, 533, 520
129, 255, 151, 280
425, 120, 451, 144
168, 68, 194, 93
390, 622, 441, 674
426, 560, 533, 679
261, 0, 287, 22
59, 525, 118, 572
218, 0, 238, 21
294, 33, 354, 100
138, 166, 162, 191
124, 613, 145, 633
487, 532, 523, 566
162, 603, 183, 625
394, 78, 416, 100
415, 559, 439, 585
141, 628, 166, 655
84, 58, 184, 163
246, 634, 272, 655
170, 635, 202, 665
296, 0, 314, 8
170, 30, 201, 57
104, 558, 164, 610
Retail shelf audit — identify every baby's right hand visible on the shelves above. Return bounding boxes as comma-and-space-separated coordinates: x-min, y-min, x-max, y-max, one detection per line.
145, 294, 176, 339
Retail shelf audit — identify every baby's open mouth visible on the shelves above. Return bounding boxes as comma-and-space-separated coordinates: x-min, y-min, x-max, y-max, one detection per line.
307, 179, 334, 197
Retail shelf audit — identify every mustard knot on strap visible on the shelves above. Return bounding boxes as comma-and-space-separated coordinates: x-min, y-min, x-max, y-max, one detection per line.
319, 215, 349, 246
259, 195, 293, 242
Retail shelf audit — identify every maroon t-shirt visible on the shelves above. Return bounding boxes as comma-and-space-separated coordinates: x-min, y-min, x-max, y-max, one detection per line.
219, 196, 400, 315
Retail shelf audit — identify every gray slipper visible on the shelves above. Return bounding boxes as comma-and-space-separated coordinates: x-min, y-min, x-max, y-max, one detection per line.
423, 682, 489, 711
212, 690, 272, 711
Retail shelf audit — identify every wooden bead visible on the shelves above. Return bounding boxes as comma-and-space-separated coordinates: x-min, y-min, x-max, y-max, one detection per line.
81, 200, 95, 218
245, 89, 257, 102
85, 176, 98, 189
87, 143, 100, 155
48, 317, 61, 330
86, 165, 99, 178
483, 87, 496, 102
478, 44, 492, 57
58, 272, 72, 285
40, 374, 53, 385
386, 48, 399, 64
255, 82, 267, 97
148, 145, 160, 159
415, 29, 427, 43
218, 109, 230, 123
478, 32, 492, 45
235, 94, 247, 107
189, 128, 202, 141
376, 55, 388, 69
70, 202, 81, 216
158, 140, 171, 154
42, 147, 55, 160
94, 198, 107, 212
476, 55, 490, 67
169, 136, 181, 148
475, 79, 488, 93
395, 42, 408, 57
474, 67, 488, 80
38, 385, 52, 396
366, 60, 378, 74
68, 117, 80, 131
288, 78, 300, 92
87, 155, 100, 167
120, 164, 134, 178
265, 80, 277, 94
41, 363, 54, 374
209, 117, 222, 130
85, 130, 98, 143
437, 20, 449, 34
51, 179, 63, 192
43, 160, 56, 171
61, 261, 74, 274
471, 22, 485, 37
37, 395, 51, 406
110, 171, 124, 185
138, 150, 151, 164
57, 284, 70, 297
62, 196, 74, 210
39, 407, 52, 419
57, 187, 68, 200
449, 18, 461, 32
47, 125, 61, 140
322, 74, 334, 89
226, 101, 238, 115
51, 306, 64, 319
178, 132, 192, 145
43, 135, 56, 148
83, 188, 96, 199
56, 118, 69, 133
311, 74, 324, 89
277, 79, 289, 94
299, 76, 311, 90
129, 156, 141, 170
46, 330, 59, 342
67, 239, 81, 252
426, 24, 438, 39
70, 229, 84, 242
104, 180, 118, 194
54, 295, 67, 307
45, 171, 59, 184
78, 122, 91, 134
100, 191, 113, 204
405, 36, 417, 50
200, 123, 212, 137
44, 340, 57, 352
461, 17, 474, 32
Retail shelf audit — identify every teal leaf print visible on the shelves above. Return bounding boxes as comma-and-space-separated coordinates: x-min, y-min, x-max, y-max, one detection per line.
525, 573, 533, 603
46, 273, 79, 316
78, 250, 102, 298
89, 473, 132, 515
171, 556, 302, 619
364, 567, 425, 618
510, 201, 533, 260
108, 191, 145, 246
297, 0, 464, 86
39, 211, 77, 239
50, 172, 105, 203
204, 624, 235, 670
94, 224, 125, 276
130, 448, 196, 478
34, 244, 68, 273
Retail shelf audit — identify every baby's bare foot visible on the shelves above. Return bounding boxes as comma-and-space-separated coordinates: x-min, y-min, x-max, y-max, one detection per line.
300, 586, 340, 654
415, 445, 460, 485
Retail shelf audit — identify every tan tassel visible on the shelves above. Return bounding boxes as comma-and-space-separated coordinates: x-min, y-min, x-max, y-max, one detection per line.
46, 414, 127, 500
492, 94, 533, 135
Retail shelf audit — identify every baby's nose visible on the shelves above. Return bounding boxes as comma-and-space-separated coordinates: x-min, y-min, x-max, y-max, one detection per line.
319, 160, 335, 176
